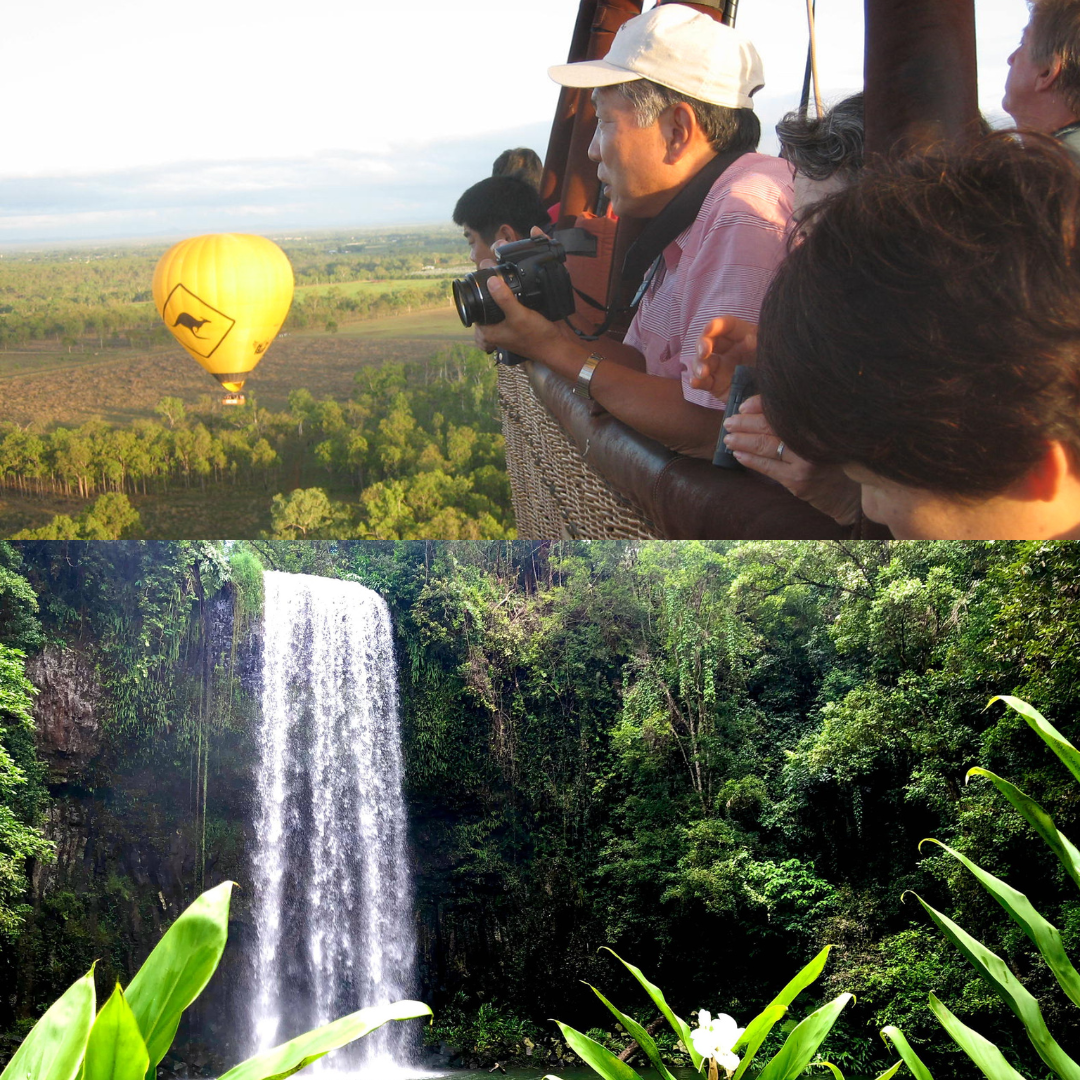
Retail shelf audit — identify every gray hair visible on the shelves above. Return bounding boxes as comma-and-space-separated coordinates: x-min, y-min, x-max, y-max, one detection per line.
615, 79, 761, 153
1028, 0, 1080, 118
775, 94, 865, 182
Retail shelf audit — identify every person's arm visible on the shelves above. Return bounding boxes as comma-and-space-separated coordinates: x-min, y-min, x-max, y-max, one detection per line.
722, 395, 862, 525
475, 273, 723, 459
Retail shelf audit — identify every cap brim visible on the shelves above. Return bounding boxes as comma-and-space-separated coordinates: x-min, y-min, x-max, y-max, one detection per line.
548, 58, 644, 89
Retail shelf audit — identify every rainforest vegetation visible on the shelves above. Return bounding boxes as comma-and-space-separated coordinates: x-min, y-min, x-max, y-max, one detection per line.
1, 540, 1080, 1078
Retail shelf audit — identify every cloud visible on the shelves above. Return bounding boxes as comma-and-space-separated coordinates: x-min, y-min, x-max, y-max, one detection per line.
0, 123, 552, 243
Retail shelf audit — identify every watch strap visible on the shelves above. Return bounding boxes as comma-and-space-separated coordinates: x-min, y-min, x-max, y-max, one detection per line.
573, 353, 604, 399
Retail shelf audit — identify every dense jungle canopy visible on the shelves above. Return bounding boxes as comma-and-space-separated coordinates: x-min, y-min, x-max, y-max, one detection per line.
1, 540, 1080, 1077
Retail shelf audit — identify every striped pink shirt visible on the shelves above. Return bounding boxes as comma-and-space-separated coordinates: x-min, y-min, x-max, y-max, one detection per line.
623, 152, 795, 410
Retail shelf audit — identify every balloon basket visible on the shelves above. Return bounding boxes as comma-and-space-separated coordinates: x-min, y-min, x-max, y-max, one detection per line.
222, 393, 246, 407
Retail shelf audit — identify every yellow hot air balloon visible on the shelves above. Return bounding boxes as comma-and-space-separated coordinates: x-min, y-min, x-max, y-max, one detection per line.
153, 233, 294, 404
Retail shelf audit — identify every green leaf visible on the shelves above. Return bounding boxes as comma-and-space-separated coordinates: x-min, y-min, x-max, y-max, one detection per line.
0, 968, 96, 1080
585, 984, 677, 1080
755, 993, 853, 1080
922, 838, 1080, 1007
810, 1062, 845, 1080
927, 993, 1028, 1080
990, 697, 1080, 786
912, 891, 1080, 1079
733, 946, 833, 1080
967, 767, 1080, 893
551, 1021, 643, 1080
218, 1000, 432, 1080
126, 881, 234, 1079
732, 1004, 787, 1080
870, 1062, 904, 1080
83, 985, 150, 1080
880, 1026, 934, 1080
600, 948, 702, 1070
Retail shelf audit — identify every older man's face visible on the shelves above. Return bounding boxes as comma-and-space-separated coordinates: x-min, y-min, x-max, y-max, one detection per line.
1003, 22, 1043, 127
588, 86, 671, 218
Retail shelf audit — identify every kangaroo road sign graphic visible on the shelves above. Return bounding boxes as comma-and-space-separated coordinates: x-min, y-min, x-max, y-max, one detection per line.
161, 284, 235, 359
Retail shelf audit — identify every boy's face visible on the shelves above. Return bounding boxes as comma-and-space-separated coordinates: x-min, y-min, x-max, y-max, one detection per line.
463, 226, 496, 268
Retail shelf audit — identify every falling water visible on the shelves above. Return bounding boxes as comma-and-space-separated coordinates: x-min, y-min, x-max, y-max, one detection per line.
250, 571, 415, 1071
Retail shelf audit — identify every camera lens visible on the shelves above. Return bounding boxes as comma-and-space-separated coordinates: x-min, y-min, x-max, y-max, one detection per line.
452, 269, 506, 327
452, 277, 480, 327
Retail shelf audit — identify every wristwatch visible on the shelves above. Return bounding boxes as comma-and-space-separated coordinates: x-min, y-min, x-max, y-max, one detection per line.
574, 353, 604, 399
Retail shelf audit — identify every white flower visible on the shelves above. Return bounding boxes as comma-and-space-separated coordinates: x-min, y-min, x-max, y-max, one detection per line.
691, 1010, 744, 1076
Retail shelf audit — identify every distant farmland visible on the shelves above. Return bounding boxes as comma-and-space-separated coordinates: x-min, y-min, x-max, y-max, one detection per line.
0, 308, 470, 427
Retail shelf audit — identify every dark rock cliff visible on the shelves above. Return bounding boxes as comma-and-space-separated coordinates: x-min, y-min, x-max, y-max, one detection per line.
27, 646, 102, 785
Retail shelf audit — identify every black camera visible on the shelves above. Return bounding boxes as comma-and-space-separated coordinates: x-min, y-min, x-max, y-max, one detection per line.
713, 364, 758, 469
453, 235, 576, 327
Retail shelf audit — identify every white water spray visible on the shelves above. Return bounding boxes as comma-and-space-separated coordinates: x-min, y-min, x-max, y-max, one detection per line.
250, 571, 415, 1070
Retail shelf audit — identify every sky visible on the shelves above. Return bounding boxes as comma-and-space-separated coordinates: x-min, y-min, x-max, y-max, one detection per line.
0, 0, 1030, 245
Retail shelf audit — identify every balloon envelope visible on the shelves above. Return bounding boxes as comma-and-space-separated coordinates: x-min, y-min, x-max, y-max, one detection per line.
152, 233, 294, 393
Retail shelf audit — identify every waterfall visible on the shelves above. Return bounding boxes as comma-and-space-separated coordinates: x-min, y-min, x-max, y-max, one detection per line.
250, 571, 415, 1071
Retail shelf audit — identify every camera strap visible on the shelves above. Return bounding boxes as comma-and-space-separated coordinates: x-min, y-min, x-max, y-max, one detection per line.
566, 148, 749, 341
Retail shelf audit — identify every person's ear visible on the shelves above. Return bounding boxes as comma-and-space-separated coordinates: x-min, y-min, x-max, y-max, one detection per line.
494, 224, 519, 244
1036, 53, 1065, 93
1015, 440, 1072, 502
662, 101, 698, 164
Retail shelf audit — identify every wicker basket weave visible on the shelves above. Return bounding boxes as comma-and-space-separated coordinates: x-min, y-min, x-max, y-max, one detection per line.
497, 363, 659, 540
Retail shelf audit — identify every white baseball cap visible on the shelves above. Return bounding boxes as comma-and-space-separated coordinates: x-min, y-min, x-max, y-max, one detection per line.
548, 4, 765, 111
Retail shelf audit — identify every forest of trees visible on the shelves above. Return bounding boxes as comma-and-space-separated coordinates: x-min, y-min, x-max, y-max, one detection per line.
2, 541, 1080, 1077
2, 346, 514, 540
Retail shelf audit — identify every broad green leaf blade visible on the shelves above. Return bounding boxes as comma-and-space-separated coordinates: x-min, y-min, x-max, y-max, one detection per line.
218, 1000, 432, 1080
0, 968, 96, 1080
733, 946, 833, 1080
928, 993, 1027, 1080
83, 985, 150, 1080
990, 697, 1080, 786
239, 1052, 327, 1080
732, 1004, 787, 1080
923, 838, 1080, 1007
811, 1062, 845, 1080
586, 984, 677, 1080
881, 1026, 934, 1080
755, 993, 853, 1080
600, 948, 702, 1070
871, 1062, 904, 1080
552, 1021, 644, 1080
126, 880, 234, 1078
912, 892, 1080, 1079
967, 767, 1080, 893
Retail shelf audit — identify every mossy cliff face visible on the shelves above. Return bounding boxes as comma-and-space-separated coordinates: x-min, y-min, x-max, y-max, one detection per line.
27, 647, 103, 785
9, 589, 262, 1072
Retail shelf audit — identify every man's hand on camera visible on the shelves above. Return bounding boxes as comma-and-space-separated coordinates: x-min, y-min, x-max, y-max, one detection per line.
690, 316, 758, 399
472, 271, 564, 359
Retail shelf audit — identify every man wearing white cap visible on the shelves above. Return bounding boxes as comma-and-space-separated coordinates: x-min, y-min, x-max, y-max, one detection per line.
473, 3, 794, 460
